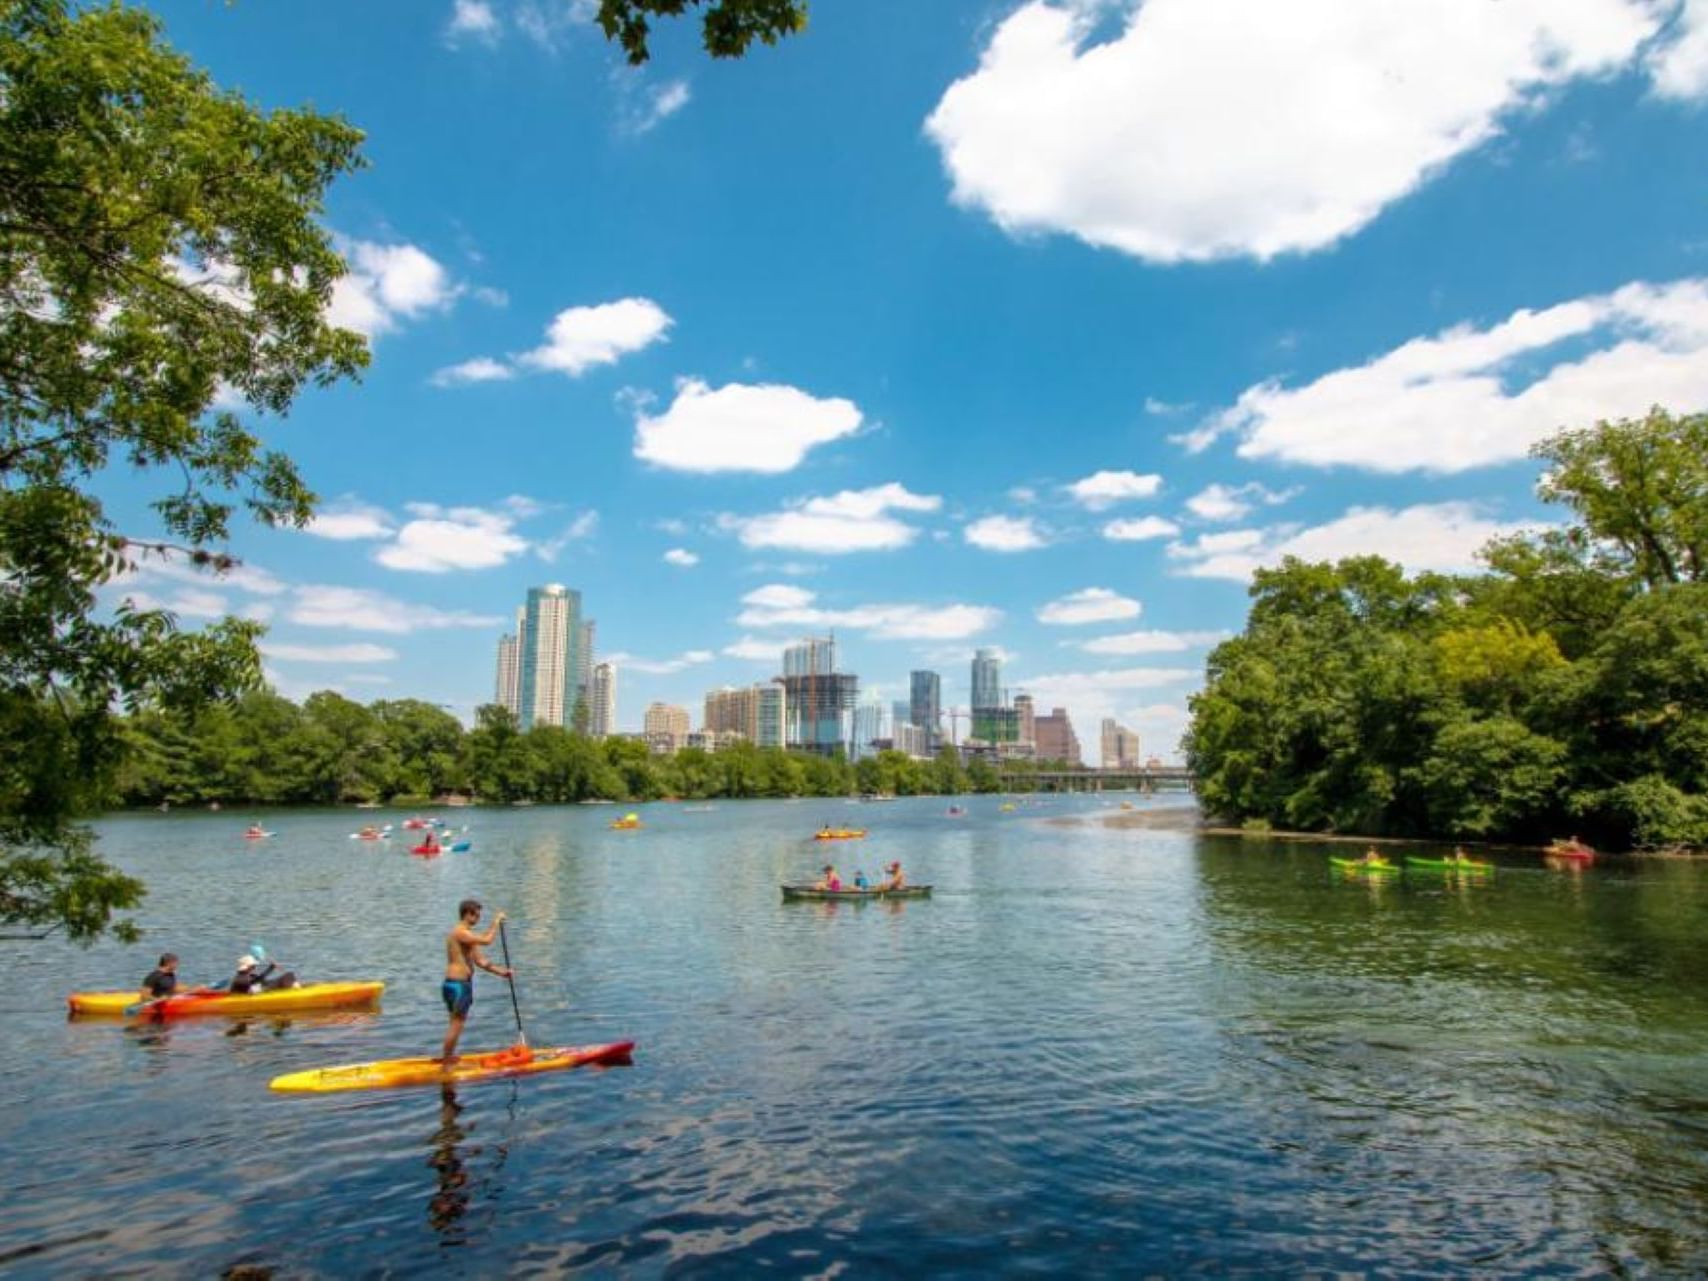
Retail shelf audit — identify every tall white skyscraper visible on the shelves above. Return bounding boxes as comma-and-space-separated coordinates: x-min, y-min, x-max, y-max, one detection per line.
590, 661, 616, 739
519, 584, 585, 729
494, 606, 524, 718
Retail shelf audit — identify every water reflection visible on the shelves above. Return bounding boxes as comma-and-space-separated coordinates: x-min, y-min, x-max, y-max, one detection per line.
427, 1086, 472, 1240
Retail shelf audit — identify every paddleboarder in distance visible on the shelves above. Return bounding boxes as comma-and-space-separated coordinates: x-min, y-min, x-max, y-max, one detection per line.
442, 899, 513, 1065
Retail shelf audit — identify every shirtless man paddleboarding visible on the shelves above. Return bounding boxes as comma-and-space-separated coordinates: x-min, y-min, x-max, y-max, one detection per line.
441, 898, 512, 1064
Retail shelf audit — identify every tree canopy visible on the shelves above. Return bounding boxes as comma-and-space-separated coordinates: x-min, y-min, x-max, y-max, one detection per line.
1, 0, 367, 939
596, 0, 808, 64
1186, 409, 1708, 850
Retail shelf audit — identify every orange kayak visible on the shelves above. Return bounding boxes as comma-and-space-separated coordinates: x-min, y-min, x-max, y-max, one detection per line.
269, 1040, 635, 1093
69, 981, 385, 1019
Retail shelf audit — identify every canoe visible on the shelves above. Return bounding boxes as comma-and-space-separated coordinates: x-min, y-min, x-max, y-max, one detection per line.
1547, 844, 1595, 862
609, 821, 641, 831
812, 830, 867, 841
68, 980, 385, 1019
1330, 857, 1399, 875
781, 883, 932, 901
449, 841, 472, 852
269, 1040, 636, 1094
1406, 856, 1493, 873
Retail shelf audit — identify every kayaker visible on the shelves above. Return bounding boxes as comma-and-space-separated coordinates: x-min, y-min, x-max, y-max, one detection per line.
244, 824, 266, 839
1451, 846, 1471, 865
1360, 847, 1384, 865
881, 860, 905, 890
441, 899, 513, 1065
139, 953, 215, 1000
814, 865, 842, 892
228, 954, 298, 995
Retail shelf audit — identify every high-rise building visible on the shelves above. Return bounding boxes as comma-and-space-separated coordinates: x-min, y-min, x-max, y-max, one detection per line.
576, 620, 596, 723
909, 670, 942, 750
494, 606, 525, 718
894, 722, 932, 758
1035, 707, 1082, 765
643, 701, 690, 752
782, 636, 858, 755
971, 648, 1003, 711
892, 700, 912, 732
852, 699, 887, 760
519, 584, 585, 729
1015, 693, 1036, 747
703, 681, 788, 747
590, 662, 616, 739
1102, 718, 1141, 769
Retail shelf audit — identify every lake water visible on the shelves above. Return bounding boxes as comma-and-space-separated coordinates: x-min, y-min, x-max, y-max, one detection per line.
7, 796, 1708, 1275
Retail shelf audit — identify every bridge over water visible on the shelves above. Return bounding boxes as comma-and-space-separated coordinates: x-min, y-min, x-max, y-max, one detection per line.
999, 766, 1196, 793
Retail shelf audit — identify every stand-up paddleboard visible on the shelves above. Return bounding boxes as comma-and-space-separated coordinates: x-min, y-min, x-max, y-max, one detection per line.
269, 1040, 635, 1093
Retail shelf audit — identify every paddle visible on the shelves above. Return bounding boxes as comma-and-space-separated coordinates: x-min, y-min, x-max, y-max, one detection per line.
497, 919, 528, 1053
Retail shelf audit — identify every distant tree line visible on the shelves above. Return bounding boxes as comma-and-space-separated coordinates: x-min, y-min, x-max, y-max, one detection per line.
113, 701, 1089, 807
1186, 410, 1708, 851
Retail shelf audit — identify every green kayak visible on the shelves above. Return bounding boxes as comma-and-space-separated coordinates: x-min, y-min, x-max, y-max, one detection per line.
1330, 857, 1398, 875
1405, 856, 1493, 873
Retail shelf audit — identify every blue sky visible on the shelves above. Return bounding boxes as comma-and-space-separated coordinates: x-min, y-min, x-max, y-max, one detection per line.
112, 0, 1708, 758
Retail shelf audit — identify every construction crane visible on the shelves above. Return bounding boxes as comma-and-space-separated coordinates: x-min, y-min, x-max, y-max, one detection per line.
944, 706, 969, 747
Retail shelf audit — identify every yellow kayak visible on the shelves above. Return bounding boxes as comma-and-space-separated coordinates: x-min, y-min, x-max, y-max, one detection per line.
812, 829, 867, 840
68, 980, 385, 1019
270, 1040, 636, 1093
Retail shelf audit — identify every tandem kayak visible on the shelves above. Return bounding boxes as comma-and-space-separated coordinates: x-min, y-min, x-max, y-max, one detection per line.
781, 883, 932, 901
1406, 856, 1494, 873
1330, 857, 1398, 875
68, 980, 385, 1019
812, 829, 867, 841
269, 1040, 636, 1094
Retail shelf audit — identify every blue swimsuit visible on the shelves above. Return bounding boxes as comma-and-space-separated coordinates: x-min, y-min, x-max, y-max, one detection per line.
441, 977, 473, 1017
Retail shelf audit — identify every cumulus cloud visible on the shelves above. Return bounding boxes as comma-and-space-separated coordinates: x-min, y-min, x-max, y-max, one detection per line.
261, 642, 398, 664
445, 0, 500, 46
635, 378, 863, 473
1166, 502, 1539, 581
1102, 516, 1180, 542
663, 548, 700, 567
121, 587, 229, 619
118, 552, 286, 598
534, 510, 598, 563
1067, 470, 1163, 510
1037, 587, 1142, 626
964, 514, 1046, 552
373, 502, 532, 573
520, 298, 673, 377
327, 240, 457, 338
431, 357, 515, 387
604, 649, 714, 675
1184, 482, 1299, 523
925, 0, 1671, 263
721, 483, 940, 553
736, 584, 1001, 641
1188, 277, 1708, 472
288, 585, 502, 634
723, 635, 789, 662
1078, 629, 1229, 655
304, 499, 395, 541
620, 78, 692, 134
1648, 0, 1708, 98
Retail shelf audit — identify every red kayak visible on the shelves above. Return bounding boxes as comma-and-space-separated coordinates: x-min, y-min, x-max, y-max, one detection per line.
411, 843, 442, 857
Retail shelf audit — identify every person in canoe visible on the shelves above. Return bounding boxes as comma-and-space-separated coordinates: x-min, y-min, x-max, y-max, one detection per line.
1359, 847, 1386, 866
1448, 846, 1474, 866
880, 860, 906, 890
853, 869, 870, 889
814, 865, 842, 892
228, 953, 298, 994
441, 899, 513, 1065
244, 823, 267, 839
139, 952, 215, 1000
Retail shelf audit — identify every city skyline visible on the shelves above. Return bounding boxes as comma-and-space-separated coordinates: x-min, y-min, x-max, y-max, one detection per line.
120, 2, 1708, 767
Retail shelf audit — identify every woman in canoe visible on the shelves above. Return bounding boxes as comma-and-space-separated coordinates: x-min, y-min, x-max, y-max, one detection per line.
814, 865, 842, 892
228, 954, 298, 994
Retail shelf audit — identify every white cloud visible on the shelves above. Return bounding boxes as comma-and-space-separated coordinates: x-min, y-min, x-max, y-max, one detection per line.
121, 587, 229, 619
288, 585, 502, 634
722, 635, 789, 662
1184, 482, 1299, 523
1648, 0, 1708, 99
603, 649, 714, 675
635, 378, 862, 473
925, 0, 1664, 263
261, 642, 398, 663
1079, 629, 1229, 655
622, 79, 692, 134
721, 483, 940, 553
1144, 397, 1192, 416
535, 510, 598, 563
663, 548, 700, 567
1067, 470, 1163, 510
520, 298, 672, 377
1037, 587, 1142, 626
376, 503, 531, 573
119, 552, 286, 597
964, 514, 1046, 552
1167, 502, 1538, 581
445, 0, 500, 46
327, 240, 457, 338
1102, 515, 1180, 542
304, 499, 395, 541
736, 584, 1001, 641
1194, 277, 1708, 472
1009, 485, 1039, 504
431, 357, 515, 387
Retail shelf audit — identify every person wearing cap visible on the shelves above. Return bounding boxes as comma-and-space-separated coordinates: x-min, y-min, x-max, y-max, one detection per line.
880, 861, 906, 890
227, 954, 298, 995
